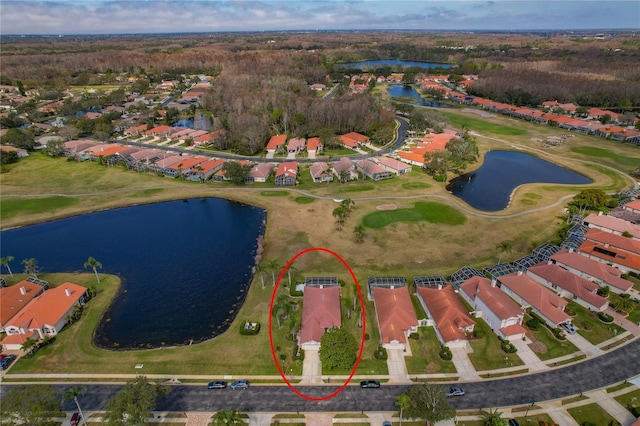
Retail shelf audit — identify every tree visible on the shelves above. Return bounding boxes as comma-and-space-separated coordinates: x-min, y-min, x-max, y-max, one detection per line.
21, 336, 38, 356
396, 393, 411, 426
268, 259, 281, 287
0, 128, 37, 150
272, 294, 293, 329
332, 206, 347, 231
319, 327, 358, 371
401, 383, 455, 425
423, 150, 451, 178
46, 139, 66, 157
104, 376, 170, 425
1, 255, 15, 277
353, 224, 366, 243
256, 263, 266, 289
480, 408, 508, 426
496, 241, 512, 263
84, 256, 102, 283
211, 409, 244, 425
617, 295, 636, 314
2, 384, 61, 425
572, 189, 609, 210
341, 198, 355, 213
63, 386, 87, 426
21, 257, 39, 278
222, 161, 252, 185
445, 135, 479, 173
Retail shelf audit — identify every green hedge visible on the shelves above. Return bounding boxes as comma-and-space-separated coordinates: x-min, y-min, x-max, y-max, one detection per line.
239, 321, 261, 335
598, 312, 614, 323
439, 345, 452, 360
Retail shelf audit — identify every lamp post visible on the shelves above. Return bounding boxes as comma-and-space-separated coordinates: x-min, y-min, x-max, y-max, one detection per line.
525, 401, 535, 418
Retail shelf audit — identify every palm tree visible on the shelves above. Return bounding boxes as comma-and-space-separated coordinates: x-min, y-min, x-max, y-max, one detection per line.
1, 255, 14, 277
496, 241, 512, 263
20, 337, 37, 356
617, 295, 636, 314
480, 408, 508, 426
211, 409, 243, 425
268, 259, 281, 287
21, 258, 39, 278
396, 393, 410, 426
84, 257, 102, 283
272, 294, 292, 328
256, 264, 266, 289
287, 264, 297, 288
341, 198, 355, 213
353, 224, 366, 243
63, 386, 87, 426
332, 206, 347, 231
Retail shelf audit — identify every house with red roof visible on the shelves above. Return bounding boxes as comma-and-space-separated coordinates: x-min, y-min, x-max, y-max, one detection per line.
275, 162, 298, 186
357, 159, 392, 181
183, 159, 225, 182
584, 212, 640, 240
579, 229, 640, 274
167, 156, 208, 178
376, 157, 412, 175
307, 137, 324, 155
371, 286, 418, 351
416, 285, 475, 348
623, 200, 640, 215
310, 162, 333, 183
246, 163, 274, 183
0, 281, 46, 332
551, 249, 633, 295
145, 125, 173, 137
148, 155, 185, 176
266, 134, 287, 154
2, 283, 88, 351
124, 124, 148, 136
397, 150, 426, 167
497, 271, 571, 329
287, 137, 306, 154
459, 276, 526, 340
526, 262, 609, 312
299, 286, 341, 350
332, 157, 358, 181
339, 132, 369, 150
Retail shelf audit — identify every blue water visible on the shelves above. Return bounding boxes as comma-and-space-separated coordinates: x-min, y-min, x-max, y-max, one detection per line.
341, 59, 453, 69
447, 151, 592, 211
388, 85, 450, 108
0, 198, 266, 349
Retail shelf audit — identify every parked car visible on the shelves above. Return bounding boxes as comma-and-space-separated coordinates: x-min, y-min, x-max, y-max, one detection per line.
446, 386, 465, 397
360, 380, 381, 388
508, 419, 520, 426
561, 322, 577, 335
207, 381, 227, 389
0, 354, 16, 370
230, 380, 249, 390
382, 422, 392, 426
70, 412, 81, 426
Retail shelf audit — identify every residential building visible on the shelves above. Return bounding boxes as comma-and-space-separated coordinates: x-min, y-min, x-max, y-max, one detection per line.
299, 286, 341, 350
526, 262, 609, 312
309, 162, 333, 183
376, 157, 412, 175
339, 132, 369, 150
332, 157, 358, 181
371, 286, 418, 351
551, 249, 633, 295
0, 281, 46, 332
183, 159, 225, 182
275, 162, 298, 186
584, 212, 640, 240
266, 134, 287, 154
307, 137, 324, 155
579, 228, 640, 273
416, 285, 475, 348
357, 159, 392, 181
459, 276, 526, 340
246, 163, 274, 183
287, 137, 306, 154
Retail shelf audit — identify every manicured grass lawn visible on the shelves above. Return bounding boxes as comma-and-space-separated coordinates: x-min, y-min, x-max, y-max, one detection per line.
567, 403, 618, 426
524, 193, 542, 199
525, 317, 579, 361
571, 146, 640, 167
293, 196, 315, 204
406, 327, 456, 375
362, 201, 466, 229
567, 301, 625, 345
513, 413, 555, 425
442, 111, 528, 136
614, 389, 640, 416
402, 182, 432, 190
607, 293, 640, 324
0, 196, 79, 220
467, 319, 524, 371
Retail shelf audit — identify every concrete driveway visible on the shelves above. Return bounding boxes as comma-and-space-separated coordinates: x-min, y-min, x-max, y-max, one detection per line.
386, 348, 410, 383
301, 347, 322, 384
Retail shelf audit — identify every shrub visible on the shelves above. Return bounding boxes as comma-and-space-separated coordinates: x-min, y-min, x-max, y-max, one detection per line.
289, 286, 303, 297
374, 346, 388, 360
597, 286, 610, 297
433, 174, 447, 182
473, 327, 485, 339
565, 307, 577, 316
439, 345, 452, 360
409, 332, 420, 340
553, 328, 566, 340
501, 340, 518, 353
364, 333, 370, 340
598, 312, 614, 323
629, 406, 640, 417
239, 321, 260, 335
526, 317, 541, 330
293, 345, 304, 361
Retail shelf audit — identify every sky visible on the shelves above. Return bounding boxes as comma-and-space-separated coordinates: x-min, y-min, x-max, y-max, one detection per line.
0, 0, 638, 35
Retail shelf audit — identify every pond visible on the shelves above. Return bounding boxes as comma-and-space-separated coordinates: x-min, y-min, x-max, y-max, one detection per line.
388, 84, 450, 108
447, 151, 592, 211
0, 198, 266, 349
340, 59, 454, 70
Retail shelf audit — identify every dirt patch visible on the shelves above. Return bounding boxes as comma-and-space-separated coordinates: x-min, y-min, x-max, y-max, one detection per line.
461, 108, 495, 118
376, 203, 397, 210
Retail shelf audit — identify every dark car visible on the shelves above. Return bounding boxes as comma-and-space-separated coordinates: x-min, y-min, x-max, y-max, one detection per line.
508, 419, 520, 426
360, 380, 381, 388
207, 381, 227, 389
445, 386, 465, 397
0, 354, 16, 370
230, 380, 249, 390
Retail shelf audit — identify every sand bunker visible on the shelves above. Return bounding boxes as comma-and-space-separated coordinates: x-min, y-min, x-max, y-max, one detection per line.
376, 203, 397, 210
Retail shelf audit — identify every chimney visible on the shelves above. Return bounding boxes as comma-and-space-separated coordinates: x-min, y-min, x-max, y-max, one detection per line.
547, 259, 552, 265
437, 284, 442, 290
20, 286, 27, 295
517, 270, 523, 276
598, 211, 603, 216
491, 278, 497, 287
65, 288, 72, 297
568, 247, 574, 253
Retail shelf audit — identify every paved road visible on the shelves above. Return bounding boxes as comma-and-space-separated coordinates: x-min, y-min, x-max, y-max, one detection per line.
5, 337, 639, 412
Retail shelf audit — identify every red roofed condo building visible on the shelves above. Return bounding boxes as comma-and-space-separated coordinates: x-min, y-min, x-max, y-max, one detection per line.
526, 262, 609, 312
579, 228, 640, 274
299, 286, 341, 350
371, 287, 418, 351
275, 162, 298, 186
416, 285, 475, 348
459, 276, 526, 340
551, 249, 633, 295
183, 159, 226, 182
357, 159, 392, 181
2, 283, 88, 351
376, 157, 412, 175
497, 272, 571, 329
266, 134, 287, 153
583, 212, 640, 240
246, 163, 274, 183
0, 281, 46, 332
339, 132, 369, 150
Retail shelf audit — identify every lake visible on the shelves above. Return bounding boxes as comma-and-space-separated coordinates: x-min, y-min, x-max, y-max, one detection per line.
388, 84, 450, 108
447, 151, 592, 211
0, 198, 266, 349
341, 59, 454, 69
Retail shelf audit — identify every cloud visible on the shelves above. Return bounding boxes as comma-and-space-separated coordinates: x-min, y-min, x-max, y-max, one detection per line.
0, 0, 638, 34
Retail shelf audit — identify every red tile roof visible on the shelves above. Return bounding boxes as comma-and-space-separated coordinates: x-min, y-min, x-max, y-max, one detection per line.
339, 132, 368, 148
372, 287, 418, 345
196, 159, 226, 173
0, 281, 45, 327
300, 286, 341, 344
625, 200, 640, 213
551, 249, 633, 293
376, 156, 411, 172
584, 213, 640, 239
583, 228, 640, 255
460, 276, 522, 320
307, 137, 323, 151
417, 285, 474, 344
578, 240, 640, 271
266, 134, 287, 151
168, 156, 208, 170
276, 162, 298, 178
